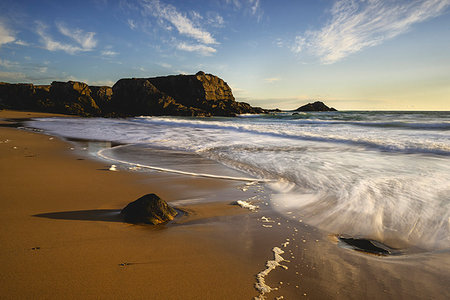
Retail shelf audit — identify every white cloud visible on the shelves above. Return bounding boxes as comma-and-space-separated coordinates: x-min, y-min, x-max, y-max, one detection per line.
0, 22, 15, 46
0, 58, 18, 68
0, 70, 26, 81
264, 77, 281, 83
158, 62, 172, 68
36, 22, 97, 54
177, 42, 216, 55
101, 50, 119, 56
56, 22, 97, 50
128, 19, 137, 30
293, 0, 450, 64
249, 0, 261, 15
207, 13, 225, 28
141, 0, 217, 45
14, 40, 29, 46
225, 0, 263, 20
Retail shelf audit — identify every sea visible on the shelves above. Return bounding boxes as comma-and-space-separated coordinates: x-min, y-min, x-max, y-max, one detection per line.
27, 111, 450, 252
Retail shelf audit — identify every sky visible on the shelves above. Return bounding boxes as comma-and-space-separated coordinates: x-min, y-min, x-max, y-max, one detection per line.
0, 0, 449, 110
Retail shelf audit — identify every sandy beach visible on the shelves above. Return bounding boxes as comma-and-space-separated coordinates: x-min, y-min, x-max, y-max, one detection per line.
1, 110, 449, 299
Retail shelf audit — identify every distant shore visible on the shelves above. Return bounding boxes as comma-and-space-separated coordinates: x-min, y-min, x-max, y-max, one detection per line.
1, 110, 448, 299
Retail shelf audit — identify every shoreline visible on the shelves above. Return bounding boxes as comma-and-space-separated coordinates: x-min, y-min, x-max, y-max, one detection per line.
1, 110, 449, 299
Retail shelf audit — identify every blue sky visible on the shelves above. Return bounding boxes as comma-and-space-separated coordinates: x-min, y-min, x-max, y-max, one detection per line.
0, 0, 449, 110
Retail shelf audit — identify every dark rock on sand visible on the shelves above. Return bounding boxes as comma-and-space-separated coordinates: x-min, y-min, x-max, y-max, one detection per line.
338, 236, 392, 255
121, 193, 177, 225
295, 101, 337, 112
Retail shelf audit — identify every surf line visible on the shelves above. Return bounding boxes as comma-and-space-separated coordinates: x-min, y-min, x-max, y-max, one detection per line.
97, 145, 273, 183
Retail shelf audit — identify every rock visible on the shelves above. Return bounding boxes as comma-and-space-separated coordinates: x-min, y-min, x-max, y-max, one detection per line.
295, 101, 337, 112
109, 78, 208, 117
121, 193, 178, 224
0, 82, 39, 110
0, 72, 267, 117
338, 236, 391, 255
90, 85, 113, 111
49, 81, 101, 116
147, 72, 265, 116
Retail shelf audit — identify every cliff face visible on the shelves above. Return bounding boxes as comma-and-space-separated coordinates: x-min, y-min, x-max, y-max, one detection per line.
0, 72, 264, 117
109, 78, 207, 117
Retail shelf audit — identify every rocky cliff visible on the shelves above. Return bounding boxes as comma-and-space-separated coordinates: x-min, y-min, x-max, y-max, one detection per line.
0, 72, 265, 117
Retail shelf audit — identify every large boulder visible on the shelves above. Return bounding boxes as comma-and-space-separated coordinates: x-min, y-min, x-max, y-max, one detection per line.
121, 193, 178, 224
295, 101, 337, 112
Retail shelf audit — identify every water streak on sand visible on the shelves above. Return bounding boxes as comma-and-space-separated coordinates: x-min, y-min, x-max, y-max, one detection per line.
97, 144, 271, 182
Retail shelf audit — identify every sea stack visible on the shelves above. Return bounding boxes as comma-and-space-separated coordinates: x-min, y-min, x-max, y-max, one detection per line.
295, 101, 337, 112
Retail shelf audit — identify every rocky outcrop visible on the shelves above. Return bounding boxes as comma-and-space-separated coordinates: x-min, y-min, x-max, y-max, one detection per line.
295, 101, 337, 112
121, 194, 178, 225
48, 81, 101, 116
89, 85, 113, 111
0, 81, 103, 116
0, 72, 265, 117
109, 78, 208, 117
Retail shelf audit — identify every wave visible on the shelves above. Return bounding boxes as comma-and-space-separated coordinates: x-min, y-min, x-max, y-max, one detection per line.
27, 115, 450, 251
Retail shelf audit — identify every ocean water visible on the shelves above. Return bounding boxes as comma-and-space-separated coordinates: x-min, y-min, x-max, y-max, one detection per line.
28, 111, 450, 251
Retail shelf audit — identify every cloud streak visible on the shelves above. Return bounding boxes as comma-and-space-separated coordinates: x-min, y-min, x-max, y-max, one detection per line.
0, 22, 16, 46
36, 22, 97, 54
141, 0, 217, 45
177, 42, 216, 55
56, 23, 97, 50
293, 0, 450, 64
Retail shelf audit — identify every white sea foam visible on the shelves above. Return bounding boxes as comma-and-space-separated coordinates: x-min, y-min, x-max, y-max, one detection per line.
255, 246, 289, 299
236, 200, 258, 211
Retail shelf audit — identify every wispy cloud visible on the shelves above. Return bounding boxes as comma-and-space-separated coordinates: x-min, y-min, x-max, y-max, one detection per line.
0, 58, 18, 68
207, 13, 225, 28
293, 0, 450, 64
157, 62, 172, 69
177, 42, 216, 56
14, 40, 29, 46
141, 0, 217, 45
127, 19, 137, 30
36, 22, 97, 54
249, 0, 263, 21
0, 70, 26, 81
0, 22, 16, 46
56, 22, 97, 50
264, 77, 281, 83
101, 50, 119, 57
225, 0, 263, 20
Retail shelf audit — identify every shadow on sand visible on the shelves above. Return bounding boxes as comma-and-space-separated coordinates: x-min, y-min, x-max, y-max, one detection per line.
34, 209, 123, 222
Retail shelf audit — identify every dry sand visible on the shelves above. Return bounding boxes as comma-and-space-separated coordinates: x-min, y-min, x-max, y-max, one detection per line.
1, 110, 449, 299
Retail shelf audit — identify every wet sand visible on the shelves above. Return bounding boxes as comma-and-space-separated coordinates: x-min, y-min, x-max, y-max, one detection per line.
1, 110, 449, 299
